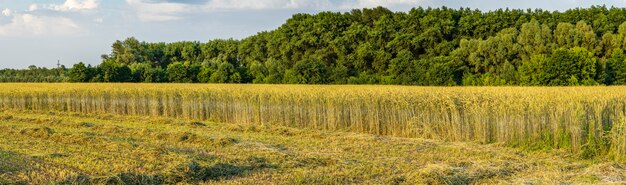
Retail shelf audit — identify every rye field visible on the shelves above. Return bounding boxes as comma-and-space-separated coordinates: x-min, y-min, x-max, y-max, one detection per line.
0, 83, 625, 184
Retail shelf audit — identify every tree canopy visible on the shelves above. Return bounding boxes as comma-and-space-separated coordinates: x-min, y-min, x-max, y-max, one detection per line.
5, 6, 626, 86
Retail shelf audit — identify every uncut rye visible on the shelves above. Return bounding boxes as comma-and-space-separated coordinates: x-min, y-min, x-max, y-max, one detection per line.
0, 83, 625, 160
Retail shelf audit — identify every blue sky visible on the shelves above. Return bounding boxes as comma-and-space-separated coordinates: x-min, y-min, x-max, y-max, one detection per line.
0, 0, 625, 69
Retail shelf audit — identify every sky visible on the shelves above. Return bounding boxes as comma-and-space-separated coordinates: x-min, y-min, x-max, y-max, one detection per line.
1, 0, 626, 69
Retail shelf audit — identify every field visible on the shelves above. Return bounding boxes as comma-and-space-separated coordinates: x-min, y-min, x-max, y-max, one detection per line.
0, 84, 625, 184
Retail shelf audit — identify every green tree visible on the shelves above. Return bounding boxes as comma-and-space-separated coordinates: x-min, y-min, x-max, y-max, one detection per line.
420, 56, 466, 86
285, 58, 329, 84
605, 49, 626, 85
517, 19, 552, 61
264, 58, 286, 83
69, 62, 89, 82
99, 60, 131, 82
37, 7, 626, 86
519, 55, 548, 85
249, 61, 268, 83
210, 62, 236, 83
387, 49, 415, 84
167, 62, 190, 83
197, 66, 213, 83
543, 47, 598, 86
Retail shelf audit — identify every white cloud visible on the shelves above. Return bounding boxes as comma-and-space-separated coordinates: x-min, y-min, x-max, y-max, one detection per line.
0, 13, 80, 36
127, 0, 333, 22
28, 4, 38, 12
0, 1, 91, 36
204, 0, 330, 10
125, 0, 424, 22
53, 0, 99, 11
2, 8, 12, 16
127, 0, 193, 22
340, 0, 425, 9
30, 0, 99, 12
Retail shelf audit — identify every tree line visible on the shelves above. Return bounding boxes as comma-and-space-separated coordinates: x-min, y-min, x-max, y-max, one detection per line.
5, 6, 626, 85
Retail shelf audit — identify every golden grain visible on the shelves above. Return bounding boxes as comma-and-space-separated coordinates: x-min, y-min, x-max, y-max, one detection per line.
0, 83, 624, 158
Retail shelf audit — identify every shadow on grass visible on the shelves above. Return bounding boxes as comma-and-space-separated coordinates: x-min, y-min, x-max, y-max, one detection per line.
0, 151, 27, 174
58, 157, 276, 184
0, 150, 33, 185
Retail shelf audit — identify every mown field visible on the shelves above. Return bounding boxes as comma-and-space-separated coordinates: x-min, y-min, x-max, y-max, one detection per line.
0, 111, 625, 184
0, 84, 625, 184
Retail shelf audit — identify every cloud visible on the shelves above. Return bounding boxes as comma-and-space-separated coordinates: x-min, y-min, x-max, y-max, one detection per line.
0, 0, 106, 36
127, 0, 333, 22
125, 0, 427, 22
339, 0, 427, 9
2, 8, 12, 16
0, 13, 80, 36
204, 0, 330, 10
28, 5, 38, 12
127, 0, 193, 22
0, 0, 94, 37
30, 0, 99, 12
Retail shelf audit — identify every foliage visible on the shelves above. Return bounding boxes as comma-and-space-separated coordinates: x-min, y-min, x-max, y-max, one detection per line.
69, 62, 90, 82
543, 47, 598, 86
0, 65, 67, 82
99, 60, 132, 82
284, 59, 329, 84
6, 6, 626, 85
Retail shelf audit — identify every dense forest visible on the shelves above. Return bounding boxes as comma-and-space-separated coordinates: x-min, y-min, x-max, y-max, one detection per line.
6, 6, 626, 85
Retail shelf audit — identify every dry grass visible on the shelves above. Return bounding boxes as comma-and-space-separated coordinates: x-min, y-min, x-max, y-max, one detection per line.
0, 110, 624, 184
0, 84, 625, 159
0, 84, 626, 159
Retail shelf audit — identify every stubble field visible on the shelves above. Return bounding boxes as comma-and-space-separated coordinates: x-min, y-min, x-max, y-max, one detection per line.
0, 84, 625, 184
